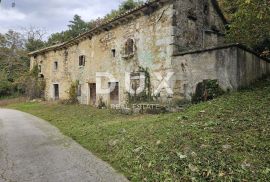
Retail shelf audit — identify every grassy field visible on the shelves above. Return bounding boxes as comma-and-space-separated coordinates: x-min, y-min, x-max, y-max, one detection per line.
5, 79, 270, 181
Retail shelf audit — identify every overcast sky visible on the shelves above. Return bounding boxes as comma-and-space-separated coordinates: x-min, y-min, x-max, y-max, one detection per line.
0, 0, 126, 37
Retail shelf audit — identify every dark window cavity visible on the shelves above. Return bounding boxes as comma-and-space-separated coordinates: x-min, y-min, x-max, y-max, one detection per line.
54, 61, 58, 70
79, 55, 86, 66
112, 49, 116, 57
77, 84, 82, 96
125, 38, 134, 55
54, 84, 59, 100
109, 82, 119, 105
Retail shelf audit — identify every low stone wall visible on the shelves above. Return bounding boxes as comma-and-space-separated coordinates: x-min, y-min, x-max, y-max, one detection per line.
237, 48, 270, 88
172, 45, 270, 100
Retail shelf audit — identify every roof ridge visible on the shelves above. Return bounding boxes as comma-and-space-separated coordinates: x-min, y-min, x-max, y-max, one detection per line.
29, 0, 164, 55
29, 0, 228, 56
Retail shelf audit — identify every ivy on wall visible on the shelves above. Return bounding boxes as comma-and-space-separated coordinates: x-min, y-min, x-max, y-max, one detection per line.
127, 67, 154, 104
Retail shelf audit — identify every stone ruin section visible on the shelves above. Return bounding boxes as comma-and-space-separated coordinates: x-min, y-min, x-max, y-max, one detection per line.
29, 0, 269, 108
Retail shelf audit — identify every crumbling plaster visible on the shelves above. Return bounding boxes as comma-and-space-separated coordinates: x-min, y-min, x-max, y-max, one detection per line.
31, 2, 175, 105
29, 0, 270, 106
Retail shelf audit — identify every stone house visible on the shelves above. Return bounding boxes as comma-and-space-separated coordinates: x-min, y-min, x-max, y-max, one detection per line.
29, 0, 270, 106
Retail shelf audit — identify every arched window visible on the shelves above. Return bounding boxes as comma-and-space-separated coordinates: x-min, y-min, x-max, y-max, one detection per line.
125, 38, 134, 55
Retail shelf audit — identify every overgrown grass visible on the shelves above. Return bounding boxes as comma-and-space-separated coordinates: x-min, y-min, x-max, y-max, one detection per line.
0, 97, 27, 107
6, 79, 270, 181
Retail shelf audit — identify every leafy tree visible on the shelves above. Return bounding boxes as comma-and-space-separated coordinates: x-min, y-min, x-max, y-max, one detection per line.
25, 38, 45, 52
220, 0, 270, 58
105, 0, 144, 20
0, 79, 14, 96
68, 15, 89, 37
16, 65, 46, 99
120, 0, 144, 11
0, 70, 14, 96
2, 30, 24, 51
47, 15, 89, 45
0, 29, 42, 97
0, 31, 28, 82
47, 31, 68, 45
47, 1, 144, 46
22, 26, 46, 52
218, 0, 238, 20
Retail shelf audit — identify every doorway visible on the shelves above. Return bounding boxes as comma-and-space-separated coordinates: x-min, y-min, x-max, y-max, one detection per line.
53, 84, 59, 100
89, 83, 96, 105
109, 82, 119, 105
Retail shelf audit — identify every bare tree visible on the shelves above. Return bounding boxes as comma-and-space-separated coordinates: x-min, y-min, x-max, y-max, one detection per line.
20, 26, 47, 41
19, 26, 47, 52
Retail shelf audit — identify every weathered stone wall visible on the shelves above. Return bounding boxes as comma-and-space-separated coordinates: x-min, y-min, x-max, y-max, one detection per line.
172, 0, 226, 53
237, 48, 270, 88
29, 0, 238, 106
32, 3, 175, 105
31, 50, 72, 101
172, 46, 270, 101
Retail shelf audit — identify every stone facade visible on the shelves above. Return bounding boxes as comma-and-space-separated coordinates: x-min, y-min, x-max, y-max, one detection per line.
172, 0, 226, 53
29, 0, 270, 106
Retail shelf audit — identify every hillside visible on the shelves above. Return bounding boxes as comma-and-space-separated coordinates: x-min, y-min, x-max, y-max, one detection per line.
6, 78, 270, 181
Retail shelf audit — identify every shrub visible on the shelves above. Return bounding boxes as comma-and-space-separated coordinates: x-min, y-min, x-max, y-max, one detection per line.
97, 97, 106, 109
67, 81, 79, 104
192, 80, 225, 103
16, 65, 46, 99
0, 80, 14, 96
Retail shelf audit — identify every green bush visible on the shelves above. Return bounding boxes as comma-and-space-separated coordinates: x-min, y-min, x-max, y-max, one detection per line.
68, 81, 79, 104
97, 97, 106, 109
16, 65, 46, 99
0, 80, 14, 96
192, 80, 225, 103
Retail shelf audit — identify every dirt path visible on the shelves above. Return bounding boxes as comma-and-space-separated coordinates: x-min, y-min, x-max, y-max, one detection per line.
0, 109, 128, 182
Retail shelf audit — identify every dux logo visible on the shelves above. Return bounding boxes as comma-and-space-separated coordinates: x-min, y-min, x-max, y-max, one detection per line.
154, 72, 174, 96
125, 72, 146, 95
95, 71, 175, 95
